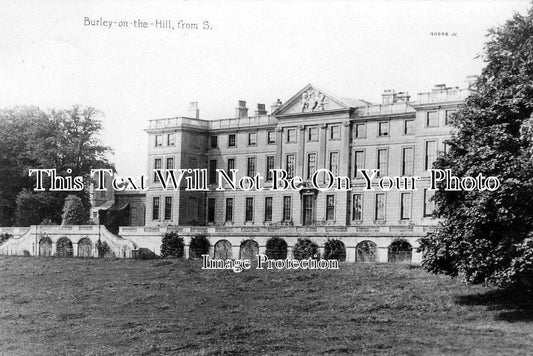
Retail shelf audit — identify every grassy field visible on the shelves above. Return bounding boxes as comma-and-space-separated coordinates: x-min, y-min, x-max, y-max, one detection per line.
0, 257, 532, 355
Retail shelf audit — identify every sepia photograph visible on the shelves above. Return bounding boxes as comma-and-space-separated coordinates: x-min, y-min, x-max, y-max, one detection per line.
1, 0, 533, 354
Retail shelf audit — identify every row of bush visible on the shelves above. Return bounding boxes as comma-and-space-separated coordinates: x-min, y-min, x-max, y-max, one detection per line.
159, 232, 346, 261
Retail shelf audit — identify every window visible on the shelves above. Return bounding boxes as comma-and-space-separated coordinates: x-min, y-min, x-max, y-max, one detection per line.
424, 189, 435, 217
164, 197, 172, 220
307, 127, 318, 141
286, 154, 295, 178
207, 198, 215, 223
307, 153, 317, 179
425, 140, 437, 170
354, 150, 365, 178
354, 123, 366, 139
245, 197, 254, 222
378, 122, 389, 136
210, 135, 218, 148
404, 119, 414, 135
326, 195, 335, 221
209, 159, 217, 184
155, 135, 163, 147
287, 128, 296, 143
377, 149, 388, 176
400, 193, 411, 220
330, 125, 340, 140
375, 193, 385, 221
154, 158, 162, 182
228, 134, 236, 147
427, 111, 438, 127
445, 110, 456, 125
402, 147, 414, 176
247, 157, 256, 177
166, 157, 174, 170
282, 196, 291, 221
225, 198, 233, 222
267, 131, 276, 144
166, 157, 174, 179
266, 156, 275, 182
264, 197, 273, 222
248, 132, 257, 146
352, 194, 362, 221
329, 152, 339, 175
152, 197, 160, 220
227, 158, 235, 174
167, 133, 175, 146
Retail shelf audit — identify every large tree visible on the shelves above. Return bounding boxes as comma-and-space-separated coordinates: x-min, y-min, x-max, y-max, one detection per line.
420, 6, 533, 288
0, 105, 112, 226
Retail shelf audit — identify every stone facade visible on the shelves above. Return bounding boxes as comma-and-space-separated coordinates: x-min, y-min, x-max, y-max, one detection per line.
139, 83, 469, 262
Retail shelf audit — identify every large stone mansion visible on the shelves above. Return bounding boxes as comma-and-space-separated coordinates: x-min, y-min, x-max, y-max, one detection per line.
1, 82, 470, 263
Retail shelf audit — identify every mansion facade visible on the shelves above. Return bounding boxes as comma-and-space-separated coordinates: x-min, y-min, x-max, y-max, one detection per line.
0, 82, 471, 263
144, 83, 468, 231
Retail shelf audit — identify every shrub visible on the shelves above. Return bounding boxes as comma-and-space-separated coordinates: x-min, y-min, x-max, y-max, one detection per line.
292, 238, 319, 260
189, 235, 210, 259
160, 232, 184, 258
0, 233, 12, 245
135, 248, 158, 260
96, 240, 114, 258
324, 239, 346, 261
265, 237, 288, 259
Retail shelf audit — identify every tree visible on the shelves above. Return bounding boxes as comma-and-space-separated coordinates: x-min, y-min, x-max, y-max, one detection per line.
15, 189, 56, 226
420, 6, 533, 288
62, 195, 88, 225
0, 105, 112, 226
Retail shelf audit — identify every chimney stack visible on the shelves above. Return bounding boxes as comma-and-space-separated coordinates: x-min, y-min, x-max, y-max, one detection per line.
465, 75, 478, 89
382, 90, 397, 105
432, 84, 447, 92
255, 103, 267, 116
188, 101, 200, 119
396, 91, 410, 102
235, 100, 248, 118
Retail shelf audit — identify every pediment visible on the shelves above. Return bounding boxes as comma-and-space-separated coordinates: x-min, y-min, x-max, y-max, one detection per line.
273, 84, 350, 116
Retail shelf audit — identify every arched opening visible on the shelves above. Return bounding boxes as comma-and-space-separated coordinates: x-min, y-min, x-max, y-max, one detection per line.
78, 238, 92, 258
56, 237, 73, 257
39, 236, 52, 257
214, 239, 233, 259
356, 240, 378, 263
324, 239, 346, 261
188, 235, 210, 259
240, 240, 259, 262
265, 237, 288, 259
388, 240, 412, 263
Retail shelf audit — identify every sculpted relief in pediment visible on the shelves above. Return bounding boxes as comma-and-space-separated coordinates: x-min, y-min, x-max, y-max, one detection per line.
300, 89, 329, 112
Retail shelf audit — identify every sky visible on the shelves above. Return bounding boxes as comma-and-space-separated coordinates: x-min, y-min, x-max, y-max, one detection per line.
0, 0, 531, 176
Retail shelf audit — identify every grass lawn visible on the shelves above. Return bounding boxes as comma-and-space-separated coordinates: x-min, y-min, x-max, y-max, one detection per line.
0, 257, 532, 355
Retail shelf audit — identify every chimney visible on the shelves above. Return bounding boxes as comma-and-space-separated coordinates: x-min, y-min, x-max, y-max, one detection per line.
271, 99, 282, 113
432, 84, 447, 92
235, 100, 248, 118
188, 101, 200, 119
382, 89, 397, 105
465, 75, 478, 89
396, 91, 410, 102
255, 103, 267, 116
